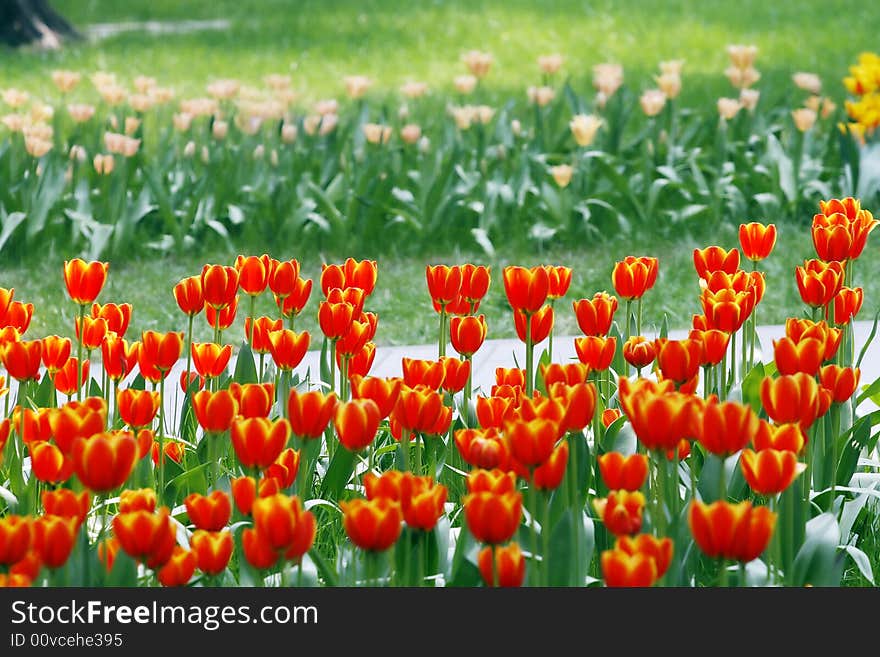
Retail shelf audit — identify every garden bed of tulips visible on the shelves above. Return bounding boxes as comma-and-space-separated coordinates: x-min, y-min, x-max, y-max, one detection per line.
1, 48, 879, 263
0, 196, 878, 587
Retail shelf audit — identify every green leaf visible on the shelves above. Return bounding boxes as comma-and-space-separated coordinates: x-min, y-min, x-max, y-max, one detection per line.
448, 526, 482, 587
740, 362, 765, 414
856, 309, 880, 369
548, 510, 594, 586
308, 548, 338, 587
0, 210, 26, 252
233, 341, 258, 384
842, 545, 874, 584
319, 447, 355, 500
792, 512, 843, 587
31, 373, 56, 408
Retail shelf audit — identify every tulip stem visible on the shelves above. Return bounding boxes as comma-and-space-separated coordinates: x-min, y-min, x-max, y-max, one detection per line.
829, 404, 840, 510
76, 303, 86, 401
329, 339, 337, 398
340, 357, 348, 402
547, 299, 555, 363
157, 375, 166, 507
636, 297, 642, 337
730, 331, 737, 389
491, 547, 498, 587
401, 430, 410, 472
528, 476, 540, 587
414, 433, 423, 476
184, 313, 194, 394
718, 559, 729, 587
438, 308, 447, 359
542, 492, 551, 586
258, 353, 265, 384
463, 356, 473, 428
525, 320, 534, 397
248, 295, 257, 346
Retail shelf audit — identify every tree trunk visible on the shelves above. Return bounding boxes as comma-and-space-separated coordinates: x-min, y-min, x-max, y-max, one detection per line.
0, 0, 79, 49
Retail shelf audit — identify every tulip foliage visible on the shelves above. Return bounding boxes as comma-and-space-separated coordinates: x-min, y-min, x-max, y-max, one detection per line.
1, 198, 879, 588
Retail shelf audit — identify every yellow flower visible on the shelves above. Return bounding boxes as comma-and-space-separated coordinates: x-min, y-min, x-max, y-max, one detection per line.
569, 114, 603, 146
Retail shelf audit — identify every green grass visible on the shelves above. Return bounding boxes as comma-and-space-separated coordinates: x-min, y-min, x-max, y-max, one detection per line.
2, 0, 873, 109
4, 220, 877, 347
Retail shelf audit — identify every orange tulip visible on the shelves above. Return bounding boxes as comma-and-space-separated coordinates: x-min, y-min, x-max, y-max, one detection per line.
264, 447, 300, 489
693, 246, 740, 279
688, 500, 776, 562
834, 286, 863, 325
504, 417, 559, 467
205, 296, 238, 330
740, 448, 805, 495
191, 389, 238, 433
231, 417, 291, 469
547, 382, 597, 432
117, 389, 160, 429
425, 265, 462, 308
540, 362, 589, 387
819, 365, 860, 403
655, 338, 703, 385
573, 292, 618, 337
268, 329, 310, 371
334, 399, 381, 451
619, 377, 698, 451
611, 256, 658, 300
119, 488, 157, 514
245, 316, 283, 353
439, 356, 469, 393
545, 265, 572, 299
228, 382, 274, 419
364, 470, 413, 503
461, 264, 491, 303
602, 408, 622, 427
403, 479, 447, 530
231, 476, 258, 515
760, 373, 822, 429
139, 330, 184, 376
623, 336, 656, 369
812, 214, 852, 262
267, 258, 300, 298
615, 534, 673, 579
102, 333, 134, 381
340, 497, 402, 552
772, 337, 824, 376
347, 341, 376, 378
601, 549, 658, 587
449, 314, 487, 356
514, 305, 554, 343
241, 527, 279, 570
40, 335, 71, 374
700, 288, 754, 332
688, 329, 730, 366
478, 542, 525, 587
476, 396, 514, 429
0, 287, 13, 323
454, 427, 509, 470
574, 335, 616, 370
2, 339, 42, 381
46, 398, 107, 453
235, 254, 272, 296
174, 275, 204, 316
318, 300, 354, 339
496, 368, 526, 387
42, 488, 90, 527
29, 441, 73, 484
696, 400, 759, 456
593, 490, 645, 536
9, 551, 40, 582
598, 452, 648, 491
0, 516, 32, 565
795, 259, 845, 308
463, 491, 522, 545
335, 319, 370, 358
33, 515, 78, 569
275, 277, 313, 320
0, 573, 33, 587
63, 258, 109, 305
350, 375, 402, 419
97, 537, 120, 573
201, 264, 239, 310
151, 440, 185, 467
71, 430, 138, 492
701, 269, 753, 295
532, 441, 569, 490
739, 222, 777, 261
75, 315, 108, 350
502, 265, 549, 313
184, 491, 232, 531
467, 468, 517, 494
191, 342, 232, 379
112, 508, 176, 568
190, 530, 233, 575
323, 258, 378, 296
54, 357, 89, 396
402, 358, 445, 390
287, 389, 337, 439
392, 385, 445, 434
2, 301, 33, 334
752, 421, 806, 453
91, 302, 132, 338
157, 546, 197, 587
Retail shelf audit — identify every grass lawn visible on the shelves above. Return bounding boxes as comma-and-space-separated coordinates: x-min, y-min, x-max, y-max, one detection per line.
4, 220, 875, 347
1, 1, 877, 344
1, 0, 873, 108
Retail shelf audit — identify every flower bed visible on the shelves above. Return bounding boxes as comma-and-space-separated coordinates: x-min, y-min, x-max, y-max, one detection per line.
0, 197, 877, 587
